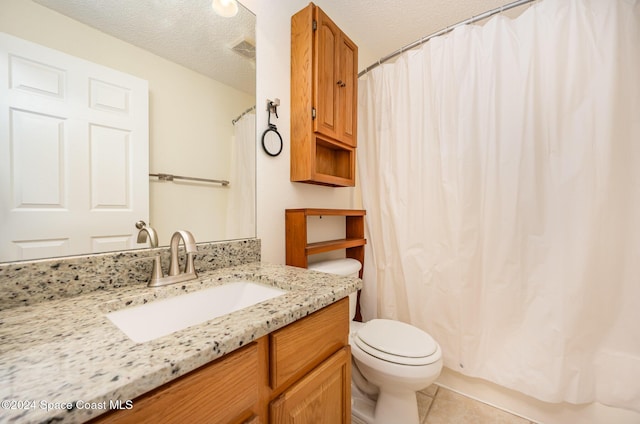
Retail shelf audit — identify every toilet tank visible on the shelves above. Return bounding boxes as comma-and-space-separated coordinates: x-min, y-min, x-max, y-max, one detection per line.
308, 258, 362, 320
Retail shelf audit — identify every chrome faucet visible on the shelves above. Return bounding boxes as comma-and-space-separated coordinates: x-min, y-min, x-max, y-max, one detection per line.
147, 230, 198, 287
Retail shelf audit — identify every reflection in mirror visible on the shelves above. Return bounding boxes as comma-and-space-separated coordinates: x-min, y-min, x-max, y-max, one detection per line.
0, 0, 256, 262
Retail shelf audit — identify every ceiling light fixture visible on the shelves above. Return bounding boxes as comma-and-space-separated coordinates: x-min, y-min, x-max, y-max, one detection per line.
212, 0, 239, 17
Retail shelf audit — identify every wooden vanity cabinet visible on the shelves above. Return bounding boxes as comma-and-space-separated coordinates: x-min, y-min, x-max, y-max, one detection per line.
269, 298, 350, 423
291, 2, 358, 186
90, 298, 350, 424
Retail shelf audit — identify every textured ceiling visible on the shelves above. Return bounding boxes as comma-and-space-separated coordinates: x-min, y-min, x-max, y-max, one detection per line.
32, 0, 256, 94
31, 0, 532, 93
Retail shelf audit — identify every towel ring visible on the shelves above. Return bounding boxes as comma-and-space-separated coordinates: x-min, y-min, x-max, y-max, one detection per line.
262, 100, 283, 157
262, 125, 283, 157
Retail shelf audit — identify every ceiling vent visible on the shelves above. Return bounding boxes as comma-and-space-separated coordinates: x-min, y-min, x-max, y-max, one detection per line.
230, 37, 256, 61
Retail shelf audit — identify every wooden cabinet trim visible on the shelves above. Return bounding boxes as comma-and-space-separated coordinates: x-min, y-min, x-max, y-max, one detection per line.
290, 2, 315, 183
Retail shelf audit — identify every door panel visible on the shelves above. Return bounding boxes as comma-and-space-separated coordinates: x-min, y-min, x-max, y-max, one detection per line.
313, 8, 338, 139
10, 109, 66, 208
270, 347, 351, 424
10, 54, 65, 99
89, 124, 131, 209
338, 36, 357, 146
0, 33, 149, 262
89, 78, 131, 114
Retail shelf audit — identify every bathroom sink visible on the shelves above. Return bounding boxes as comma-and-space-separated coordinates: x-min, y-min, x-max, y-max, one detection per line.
106, 281, 286, 343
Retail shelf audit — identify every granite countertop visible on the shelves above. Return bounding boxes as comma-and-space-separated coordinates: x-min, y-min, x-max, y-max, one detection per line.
0, 262, 361, 424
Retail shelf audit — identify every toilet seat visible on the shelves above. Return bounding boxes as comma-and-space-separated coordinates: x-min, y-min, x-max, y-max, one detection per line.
355, 319, 440, 366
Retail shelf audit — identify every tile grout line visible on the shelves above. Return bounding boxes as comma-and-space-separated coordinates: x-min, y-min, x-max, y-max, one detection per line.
422, 384, 440, 424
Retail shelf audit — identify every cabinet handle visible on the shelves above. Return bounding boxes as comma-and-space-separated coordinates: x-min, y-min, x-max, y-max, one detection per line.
336, 80, 346, 87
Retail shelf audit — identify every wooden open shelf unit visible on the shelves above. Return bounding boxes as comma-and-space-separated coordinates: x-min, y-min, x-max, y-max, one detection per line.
285, 208, 366, 271
285, 208, 366, 321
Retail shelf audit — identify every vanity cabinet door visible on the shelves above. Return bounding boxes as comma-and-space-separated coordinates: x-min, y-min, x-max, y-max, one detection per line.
270, 346, 351, 424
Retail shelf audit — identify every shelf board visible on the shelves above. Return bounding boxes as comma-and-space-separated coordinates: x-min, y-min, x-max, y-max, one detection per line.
286, 208, 366, 217
306, 238, 366, 255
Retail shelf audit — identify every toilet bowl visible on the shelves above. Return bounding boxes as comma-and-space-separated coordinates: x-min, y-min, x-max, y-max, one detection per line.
308, 259, 443, 424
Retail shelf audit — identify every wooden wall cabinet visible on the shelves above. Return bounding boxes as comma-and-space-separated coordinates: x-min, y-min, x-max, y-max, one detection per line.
291, 2, 358, 187
91, 299, 350, 424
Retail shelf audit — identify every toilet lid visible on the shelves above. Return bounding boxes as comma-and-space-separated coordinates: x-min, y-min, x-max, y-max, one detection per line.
355, 319, 439, 365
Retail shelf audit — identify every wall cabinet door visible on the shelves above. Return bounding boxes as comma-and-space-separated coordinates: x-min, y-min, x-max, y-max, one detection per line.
313, 7, 357, 148
337, 34, 357, 146
313, 7, 338, 141
270, 347, 351, 424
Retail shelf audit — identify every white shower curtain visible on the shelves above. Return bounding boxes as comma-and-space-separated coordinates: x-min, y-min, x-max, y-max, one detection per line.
226, 111, 256, 239
358, 0, 640, 411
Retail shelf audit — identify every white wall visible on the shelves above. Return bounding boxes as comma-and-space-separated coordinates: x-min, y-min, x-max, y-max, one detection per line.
0, 0, 254, 246
252, 0, 362, 265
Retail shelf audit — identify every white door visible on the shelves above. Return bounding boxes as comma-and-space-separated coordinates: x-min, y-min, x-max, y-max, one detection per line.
0, 33, 149, 262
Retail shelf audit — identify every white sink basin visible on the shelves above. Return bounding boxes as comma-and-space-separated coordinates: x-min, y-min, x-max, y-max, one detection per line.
106, 281, 286, 343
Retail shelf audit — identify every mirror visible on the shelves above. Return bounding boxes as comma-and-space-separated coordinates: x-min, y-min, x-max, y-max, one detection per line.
0, 0, 256, 262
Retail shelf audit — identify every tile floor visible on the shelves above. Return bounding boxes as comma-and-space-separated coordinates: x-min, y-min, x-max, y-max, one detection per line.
417, 384, 536, 424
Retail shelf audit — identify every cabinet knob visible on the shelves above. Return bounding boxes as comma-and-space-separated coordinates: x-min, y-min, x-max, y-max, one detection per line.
336, 80, 346, 87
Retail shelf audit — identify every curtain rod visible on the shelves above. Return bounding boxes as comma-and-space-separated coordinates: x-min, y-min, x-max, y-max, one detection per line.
232, 105, 256, 125
358, 0, 536, 77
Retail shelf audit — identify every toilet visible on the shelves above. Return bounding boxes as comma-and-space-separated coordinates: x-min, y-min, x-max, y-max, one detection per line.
308, 259, 443, 424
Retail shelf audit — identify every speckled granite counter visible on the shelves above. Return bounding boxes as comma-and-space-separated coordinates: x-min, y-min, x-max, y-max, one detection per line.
0, 262, 361, 423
